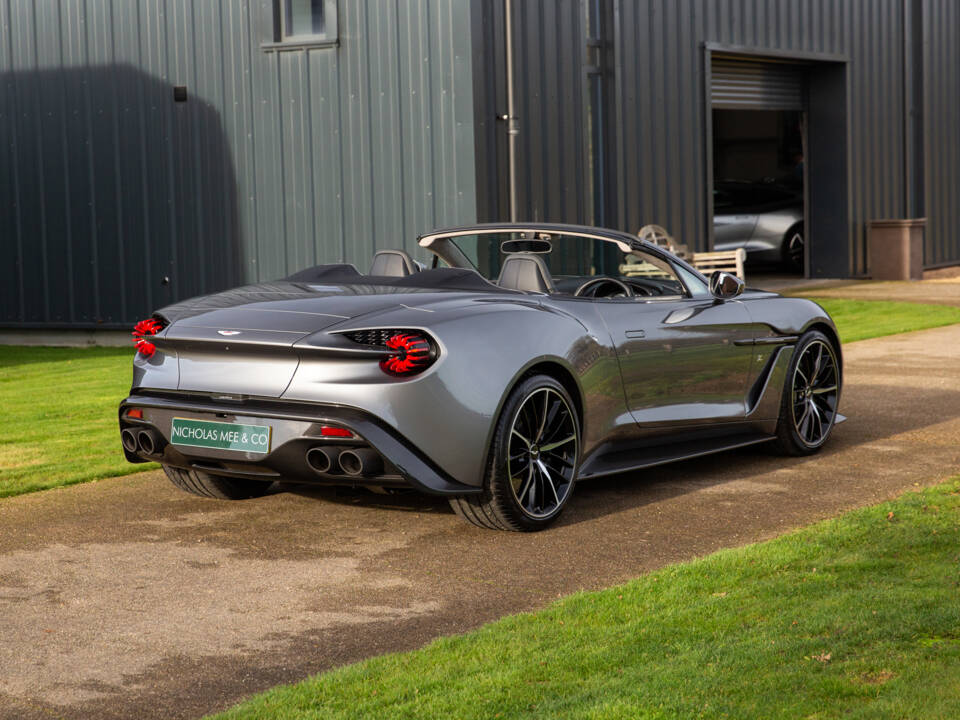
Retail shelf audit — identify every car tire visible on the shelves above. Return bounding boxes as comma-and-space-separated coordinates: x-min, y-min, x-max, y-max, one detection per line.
162, 465, 273, 500
773, 330, 841, 456
449, 375, 581, 531
782, 222, 804, 273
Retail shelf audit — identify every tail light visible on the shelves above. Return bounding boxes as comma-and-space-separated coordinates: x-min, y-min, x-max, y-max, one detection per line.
132, 318, 164, 357
380, 333, 433, 375
342, 329, 438, 377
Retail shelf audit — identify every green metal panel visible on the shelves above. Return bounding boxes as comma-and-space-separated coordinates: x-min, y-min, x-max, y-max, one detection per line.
0, 0, 477, 327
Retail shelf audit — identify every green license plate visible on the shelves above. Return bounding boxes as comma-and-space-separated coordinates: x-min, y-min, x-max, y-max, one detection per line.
170, 417, 272, 454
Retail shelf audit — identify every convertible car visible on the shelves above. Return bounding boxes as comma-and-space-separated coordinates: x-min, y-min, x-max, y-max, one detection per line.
118, 223, 842, 531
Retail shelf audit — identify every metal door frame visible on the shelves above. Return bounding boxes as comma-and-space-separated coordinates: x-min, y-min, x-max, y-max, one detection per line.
704, 44, 850, 279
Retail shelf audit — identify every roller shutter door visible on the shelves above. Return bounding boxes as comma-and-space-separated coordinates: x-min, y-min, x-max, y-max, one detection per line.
711, 57, 804, 110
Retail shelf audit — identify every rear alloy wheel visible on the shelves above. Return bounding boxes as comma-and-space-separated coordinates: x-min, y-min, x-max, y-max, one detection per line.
774, 330, 840, 456
163, 465, 273, 500
450, 375, 580, 531
783, 223, 804, 273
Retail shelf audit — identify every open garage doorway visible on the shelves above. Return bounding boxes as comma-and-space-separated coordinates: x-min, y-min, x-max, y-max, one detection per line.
712, 109, 806, 275
707, 52, 850, 280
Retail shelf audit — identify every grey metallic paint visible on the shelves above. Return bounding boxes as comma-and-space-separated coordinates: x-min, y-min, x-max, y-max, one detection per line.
714, 206, 805, 265
120, 224, 842, 495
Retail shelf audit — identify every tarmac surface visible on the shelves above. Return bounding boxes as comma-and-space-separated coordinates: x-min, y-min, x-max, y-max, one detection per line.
2, 324, 960, 720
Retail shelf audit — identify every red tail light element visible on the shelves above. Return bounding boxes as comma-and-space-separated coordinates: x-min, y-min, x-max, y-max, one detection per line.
380, 333, 434, 376
132, 318, 163, 357
320, 426, 353, 438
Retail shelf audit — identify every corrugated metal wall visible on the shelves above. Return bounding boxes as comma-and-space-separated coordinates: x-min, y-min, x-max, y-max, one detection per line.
476, 0, 960, 277
472, 0, 594, 225
0, 0, 476, 328
615, 0, 908, 276
922, 0, 960, 267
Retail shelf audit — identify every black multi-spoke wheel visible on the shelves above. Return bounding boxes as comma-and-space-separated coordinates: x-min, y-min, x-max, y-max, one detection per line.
774, 330, 841, 456
449, 375, 580, 531
506, 386, 578, 519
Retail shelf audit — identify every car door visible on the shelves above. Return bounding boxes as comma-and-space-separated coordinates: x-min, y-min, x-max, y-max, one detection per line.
713, 186, 758, 251
714, 214, 758, 251
599, 294, 756, 428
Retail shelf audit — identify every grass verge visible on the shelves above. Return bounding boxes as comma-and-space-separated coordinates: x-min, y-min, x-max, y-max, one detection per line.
0, 346, 156, 498
211, 480, 960, 719
805, 297, 960, 343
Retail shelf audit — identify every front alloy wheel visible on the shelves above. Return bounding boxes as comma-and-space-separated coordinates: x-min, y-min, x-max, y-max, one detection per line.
450, 375, 580, 531
775, 330, 840, 455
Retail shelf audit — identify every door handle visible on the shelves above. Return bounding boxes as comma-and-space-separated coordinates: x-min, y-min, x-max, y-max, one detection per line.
625, 330, 646, 339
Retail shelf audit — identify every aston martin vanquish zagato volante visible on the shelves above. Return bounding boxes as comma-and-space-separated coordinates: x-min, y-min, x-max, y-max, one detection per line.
119, 224, 843, 530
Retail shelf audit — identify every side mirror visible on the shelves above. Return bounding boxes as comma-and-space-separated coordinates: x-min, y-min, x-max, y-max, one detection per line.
709, 271, 744, 300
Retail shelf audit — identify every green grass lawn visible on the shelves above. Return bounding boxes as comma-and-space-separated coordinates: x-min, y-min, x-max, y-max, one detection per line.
804, 297, 960, 343
211, 480, 960, 720
0, 346, 156, 498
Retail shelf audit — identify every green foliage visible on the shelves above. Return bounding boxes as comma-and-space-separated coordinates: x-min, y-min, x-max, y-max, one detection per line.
211, 481, 960, 719
804, 297, 960, 343
0, 346, 155, 497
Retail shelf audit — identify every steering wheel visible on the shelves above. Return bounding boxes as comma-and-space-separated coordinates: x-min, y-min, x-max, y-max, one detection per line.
573, 277, 634, 299
623, 279, 656, 297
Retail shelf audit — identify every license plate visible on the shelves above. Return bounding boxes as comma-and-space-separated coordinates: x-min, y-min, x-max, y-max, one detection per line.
170, 417, 272, 454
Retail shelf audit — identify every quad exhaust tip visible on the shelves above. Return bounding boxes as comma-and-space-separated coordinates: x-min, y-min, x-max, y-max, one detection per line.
306, 446, 385, 477
339, 448, 383, 477
136, 429, 163, 456
306, 446, 339, 474
121, 428, 138, 453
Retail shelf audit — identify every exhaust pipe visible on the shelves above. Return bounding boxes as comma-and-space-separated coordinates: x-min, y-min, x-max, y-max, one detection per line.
306, 446, 340, 474
136, 429, 163, 456
120, 428, 138, 453
339, 448, 383, 477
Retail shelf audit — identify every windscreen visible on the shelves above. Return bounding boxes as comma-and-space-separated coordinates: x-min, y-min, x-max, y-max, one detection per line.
440, 232, 689, 297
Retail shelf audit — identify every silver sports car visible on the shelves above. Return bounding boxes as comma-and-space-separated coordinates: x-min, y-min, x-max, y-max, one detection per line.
119, 223, 842, 531
713, 181, 804, 271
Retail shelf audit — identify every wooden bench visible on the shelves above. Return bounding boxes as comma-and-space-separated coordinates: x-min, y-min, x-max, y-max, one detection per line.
619, 260, 674, 278
691, 249, 747, 281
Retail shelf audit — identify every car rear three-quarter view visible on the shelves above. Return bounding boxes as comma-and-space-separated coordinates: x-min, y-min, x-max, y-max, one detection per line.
119, 224, 843, 531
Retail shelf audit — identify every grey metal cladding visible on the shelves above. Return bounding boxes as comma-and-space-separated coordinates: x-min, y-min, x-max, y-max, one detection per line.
615, 0, 912, 277
922, 0, 960, 268
474, 0, 960, 276
710, 58, 803, 110
472, 0, 591, 226
0, 0, 477, 328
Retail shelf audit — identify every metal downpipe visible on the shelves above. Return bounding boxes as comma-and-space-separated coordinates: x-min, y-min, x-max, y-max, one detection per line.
504, 0, 518, 222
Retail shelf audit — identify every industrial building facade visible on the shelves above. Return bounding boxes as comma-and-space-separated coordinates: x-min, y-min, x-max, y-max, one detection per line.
2, 0, 958, 329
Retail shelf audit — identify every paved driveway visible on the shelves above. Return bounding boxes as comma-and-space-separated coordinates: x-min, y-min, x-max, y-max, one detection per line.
2, 325, 959, 720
